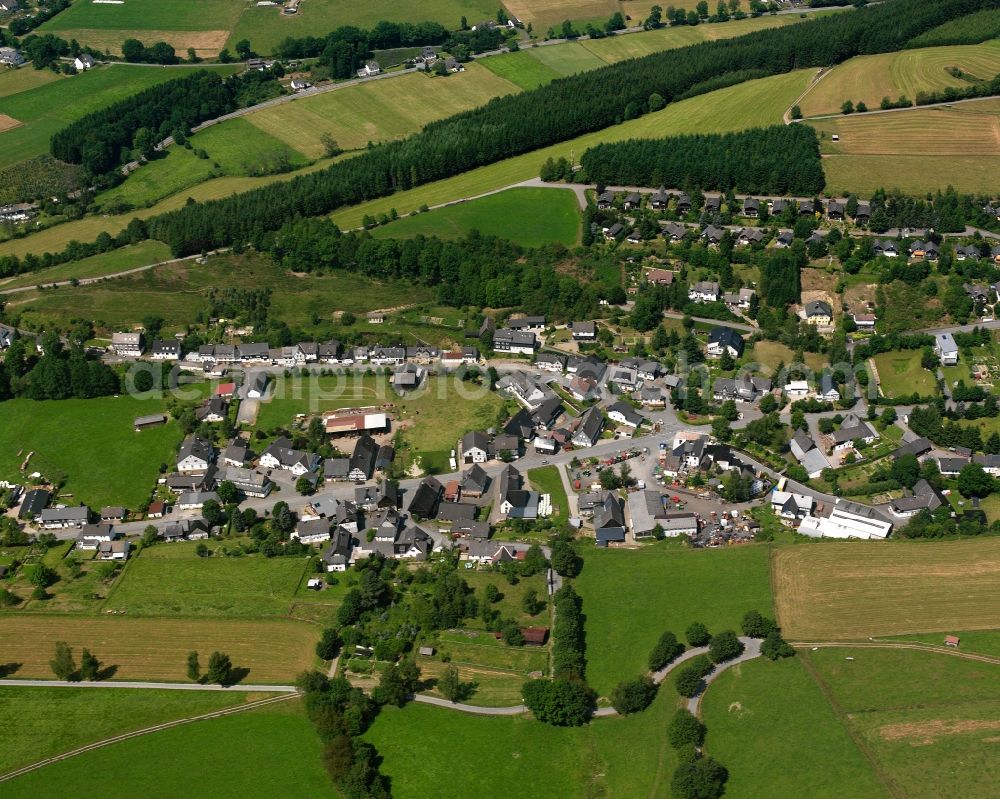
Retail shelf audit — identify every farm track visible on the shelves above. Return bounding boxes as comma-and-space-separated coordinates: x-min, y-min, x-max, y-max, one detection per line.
0, 692, 298, 783
792, 640, 1000, 665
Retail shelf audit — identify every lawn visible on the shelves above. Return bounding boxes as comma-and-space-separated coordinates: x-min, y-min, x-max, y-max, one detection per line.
2, 702, 331, 797
746, 340, 826, 375
0, 615, 316, 682
872, 349, 938, 397
575, 543, 773, 696
12, 252, 433, 335
227, 0, 498, 55
803, 646, 1000, 799
330, 69, 813, 230
480, 50, 563, 90
702, 657, 886, 799
772, 538, 1000, 639
0, 687, 262, 776
0, 393, 191, 510
0, 64, 238, 169
245, 65, 519, 158
0, 240, 172, 291
103, 553, 311, 617
527, 464, 569, 523
797, 40, 1000, 117
370, 187, 581, 246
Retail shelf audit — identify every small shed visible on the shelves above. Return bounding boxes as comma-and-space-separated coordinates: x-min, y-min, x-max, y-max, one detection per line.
520, 627, 550, 646
134, 413, 167, 431
944, 635, 960, 647
418, 646, 435, 657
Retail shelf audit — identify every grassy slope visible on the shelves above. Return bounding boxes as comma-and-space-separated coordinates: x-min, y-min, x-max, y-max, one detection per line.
702, 657, 887, 799
0, 241, 172, 291
0, 64, 239, 169
480, 50, 563, 89
0, 67, 62, 101
40, 0, 242, 31
245, 64, 520, 158
330, 68, 812, 229
576, 544, 773, 696
872, 349, 938, 396
0, 393, 190, 509
527, 464, 570, 524
0, 687, 260, 776
1, 703, 332, 798
370, 187, 581, 246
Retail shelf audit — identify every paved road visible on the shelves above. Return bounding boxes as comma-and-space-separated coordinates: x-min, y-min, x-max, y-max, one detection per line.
0, 679, 298, 692
687, 636, 761, 715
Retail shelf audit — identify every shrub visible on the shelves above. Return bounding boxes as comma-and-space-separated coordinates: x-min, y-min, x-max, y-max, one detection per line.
610, 676, 658, 714
667, 709, 707, 748
685, 622, 710, 647
708, 631, 744, 664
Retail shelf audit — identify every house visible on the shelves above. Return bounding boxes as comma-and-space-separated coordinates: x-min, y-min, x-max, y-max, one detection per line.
742, 197, 760, 217
775, 230, 793, 248
497, 465, 538, 520
623, 192, 641, 211
443, 57, 464, 73
604, 222, 625, 241
493, 328, 537, 356
607, 401, 644, 429
150, 340, 180, 360
408, 477, 443, 519
290, 78, 312, 91
797, 499, 892, 540
392, 363, 424, 392
499, 372, 548, 409
177, 435, 214, 473
321, 528, 353, 572
659, 511, 699, 537
935, 332, 959, 366
963, 282, 991, 303
909, 240, 939, 260
73, 54, 95, 71
798, 199, 815, 216
0, 2, 21, 13
955, 245, 981, 262
196, 397, 228, 423
737, 228, 764, 246
593, 493, 626, 546
293, 518, 332, 545
97, 540, 131, 561
570, 321, 596, 341
415, 46, 437, 66
872, 239, 899, 258
76, 523, 118, 550
323, 458, 350, 482
784, 380, 811, 398
832, 417, 879, 451
221, 440, 253, 468
437, 502, 476, 525
217, 467, 272, 498
376, 445, 394, 472
166, 467, 217, 494
354, 481, 399, 512
891, 437, 932, 460
596, 190, 615, 210
571, 406, 605, 448
662, 223, 687, 242
724, 288, 755, 309
147, 501, 166, 519
38, 506, 90, 529
826, 200, 844, 220
507, 316, 545, 332
937, 456, 969, 477
568, 375, 600, 402
853, 313, 876, 331
134, 414, 167, 431
688, 281, 721, 303
890, 478, 945, 517
246, 373, 270, 399
460, 431, 490, 464
854, 202, 871, 223
627, 490, 663, 538
706, 327, 744, 359
637, 360, 661, 381
973, 453, 1000, 476
770, 199, 788, 215
770, 490, 814, 520
0, 47, 25, 67
789, 432, 828, 478
651, 187, 670, 210
713, 374, 771, 403
531, 397, 562, 430
489, 433, 521, 460
675, 193, 691, 213
348, 435, 379, 482
535, 352, 567, 373
100, 506, 126, 522
356, 59, 381, 77
111, 331, 143, 358
703, 195, 721, 213
701, 225, 726, 246
176, 491, 220, 511
819, 373, 841, 402
805, 300, 833, 326
461, 464, 490, 498
609, 365, 639, 391
260, 437, 320, 477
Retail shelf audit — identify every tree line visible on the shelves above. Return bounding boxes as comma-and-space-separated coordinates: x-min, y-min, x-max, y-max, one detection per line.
0, 332, 120, 403
135, 0, 989, 256
578, 125, 825, 195
8, 0, 69, 36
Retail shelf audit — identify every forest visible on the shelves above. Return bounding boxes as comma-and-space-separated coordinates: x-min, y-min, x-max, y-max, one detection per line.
137, 0, 990, 256
578, 126, 824, 195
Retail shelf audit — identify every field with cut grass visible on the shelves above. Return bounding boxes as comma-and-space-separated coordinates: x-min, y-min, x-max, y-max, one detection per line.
872, 349, 938, 397
576, 543, 773, 696
2, 701, 329, 797
813, 99, 1000, 195
504, 0, 620, 28
480, 49, 563, 89
103, 554, 310, 618
0, 240, 172, 291
228, 0, 498, 55
370, 187, 580, 245
772, 538, 1000, 639
331, 68, 812, 229
0, 687, 262, 777
746, 340, 827, 374
798, 41, 1000, 117
245, 64, 519, 158
9, 252, 432, 335
524, 40, 607, 74
0, 67, 62, 100
803, 646, 1000, 799
0, 64, 238, 169
0, 393, 192, 509
0, 615, 316, 682
702, 657, 886, 799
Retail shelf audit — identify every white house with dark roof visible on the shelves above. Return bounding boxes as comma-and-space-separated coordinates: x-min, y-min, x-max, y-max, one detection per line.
177, 435, 214, 473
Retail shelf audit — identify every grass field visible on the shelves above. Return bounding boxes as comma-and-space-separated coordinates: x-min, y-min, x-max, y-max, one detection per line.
872, 349, 938, 397
798, 41, 1000, 117
746, 340, 827, 374
525, 40, 607, 74
370, 187, 581, 245
803, 647, 1000, 799
813, 99, 1000, 195
0, 64, 238, 169
2, 702, 329, 797
0, 687, 262, 776
103, 554, 310, 618
228, 0, 498, 55
480, 50, 563, 90
245, 64, 519, 158
576, 544, 773, 696
10, 253, 433, 335
0, 393, 189, 509
702, 657, 886, 798
527, 465, 569, 524
0, 615, 316, 682
772, 538, 1000, 639
0, 241, 172, 291
504, 0, 620, 28
330, 68, 813, 230
0, 67, 62, 101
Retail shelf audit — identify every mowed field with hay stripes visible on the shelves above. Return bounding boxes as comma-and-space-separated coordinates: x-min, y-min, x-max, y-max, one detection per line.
772, 538, 1000, 639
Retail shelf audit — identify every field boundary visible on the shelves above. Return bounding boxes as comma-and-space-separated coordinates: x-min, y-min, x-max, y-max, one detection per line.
791, 640, 1000, 666
0, 692, 297, 783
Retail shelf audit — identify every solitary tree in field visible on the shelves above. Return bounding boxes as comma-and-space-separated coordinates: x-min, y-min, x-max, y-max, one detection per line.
438, 664, 465, 703
50, 641, 77, 681
80, 648, 99, 681
205, 651, 233, 685
187, 651, 200, 682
